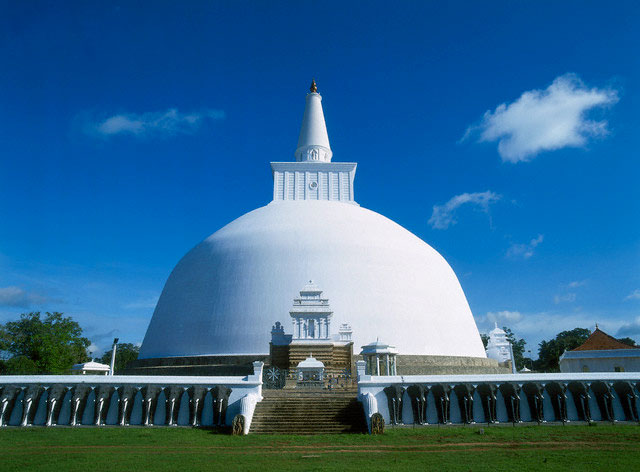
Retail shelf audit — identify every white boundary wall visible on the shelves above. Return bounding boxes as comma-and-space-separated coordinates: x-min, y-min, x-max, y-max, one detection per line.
0, 362, 263, 434
356, 361, 640, 431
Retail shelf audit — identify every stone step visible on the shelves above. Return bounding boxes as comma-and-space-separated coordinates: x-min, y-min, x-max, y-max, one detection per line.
251, 418, 354, 423
249, 393, 366, 434
256, 404, 356, 407
259, 400, 355, 404
251, 430, 355, 434
250, 428, 363, 434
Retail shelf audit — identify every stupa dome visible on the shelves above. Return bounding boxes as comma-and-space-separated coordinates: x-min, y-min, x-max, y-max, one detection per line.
139, 82, 486, 360
139, 200, 485, 358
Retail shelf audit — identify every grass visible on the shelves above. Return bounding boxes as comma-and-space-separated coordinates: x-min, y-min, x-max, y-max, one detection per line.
1, 423, 639, 471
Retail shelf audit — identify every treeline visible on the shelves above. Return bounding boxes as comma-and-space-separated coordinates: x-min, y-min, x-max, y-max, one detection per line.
0, 312, 138, 375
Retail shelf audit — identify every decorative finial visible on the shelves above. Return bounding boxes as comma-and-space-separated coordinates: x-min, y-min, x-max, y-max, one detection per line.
595, 322, 599, 329
310, 78, 317, 93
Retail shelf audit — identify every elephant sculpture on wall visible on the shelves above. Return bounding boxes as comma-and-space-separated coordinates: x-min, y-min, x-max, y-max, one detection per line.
476, 383, 498, 423
522, 383, 545, 424
21, 385, 45, 426
45, 385, 68, 426
141, 385, 163, 426
117, 385, 139, 426
188, 386, 207, 426
165, 386, 186, 426
613, 381, 638, 422
0, 386, 22, 427
383, 385, 405, 425
70, 385, 93, 426
453, 384, 475, 424
430, 384, 451, 424
94, 385, 117, 426
568, 382, 591, 422
407, 385, 428, 425
211, 386, 232, 426
499, 383, 521, 423
590, 381, 614, 422
545, 382, 568, 423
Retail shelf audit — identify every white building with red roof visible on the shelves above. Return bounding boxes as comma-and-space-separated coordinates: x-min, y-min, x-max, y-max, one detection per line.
559, 327, 640, 373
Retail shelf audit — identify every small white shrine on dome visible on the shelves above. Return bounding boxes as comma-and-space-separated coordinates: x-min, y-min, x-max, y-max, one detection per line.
270, 321, 291, 346
296, 355, 325, 382
338, 323, 353, 342
290, 281, 333, 342
360, 339, 398, 376
71, 360, 110, 375
485, 323, 512, 364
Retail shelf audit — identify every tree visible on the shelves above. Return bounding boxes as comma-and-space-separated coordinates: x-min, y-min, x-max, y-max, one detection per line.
480, 333, 489, 349
617, 337, 637, 347
503, 327, 527, 370
535, 327, 591, 372
99, 343, 140, 374
0, 312, 90, 374
2, 356, 39, 375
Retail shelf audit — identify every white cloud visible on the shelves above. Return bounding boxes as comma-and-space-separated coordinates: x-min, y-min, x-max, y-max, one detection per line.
554, 293, 576, 304
123, 297, 158, 310
486, 310, 523, 325
0, 286, 48, 307
428, 191, 501, 229
624, 289, 640, 301
91, 108, 225, 137
463, 74, 618, 162
568, 280, 587, 288
87, 343, 100, 357
617, 317, 640, 337
506, 234, 544, 259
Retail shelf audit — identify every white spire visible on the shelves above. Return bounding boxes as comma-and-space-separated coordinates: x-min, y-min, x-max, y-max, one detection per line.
294, 79, 333, 163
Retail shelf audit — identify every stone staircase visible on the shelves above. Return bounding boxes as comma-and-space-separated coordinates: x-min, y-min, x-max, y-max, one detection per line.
249, 389, 367, 434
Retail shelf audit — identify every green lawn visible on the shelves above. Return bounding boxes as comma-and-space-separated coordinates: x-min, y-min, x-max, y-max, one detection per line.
1, 424, 639, 471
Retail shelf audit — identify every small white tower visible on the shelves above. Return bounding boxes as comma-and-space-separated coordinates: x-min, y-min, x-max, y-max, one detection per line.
338, 323, 353, 342
485, 323, 512, 364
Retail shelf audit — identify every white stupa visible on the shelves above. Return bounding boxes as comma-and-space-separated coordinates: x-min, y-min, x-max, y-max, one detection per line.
139, 81, 486, 360
485, 323, 512, 364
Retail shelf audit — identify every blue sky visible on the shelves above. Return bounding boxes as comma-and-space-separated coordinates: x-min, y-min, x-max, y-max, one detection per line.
1, 1, 639, 356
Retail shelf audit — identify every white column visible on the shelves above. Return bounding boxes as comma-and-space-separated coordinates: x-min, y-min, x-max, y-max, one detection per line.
385, 354, 390, 375
376, 356, 380, 376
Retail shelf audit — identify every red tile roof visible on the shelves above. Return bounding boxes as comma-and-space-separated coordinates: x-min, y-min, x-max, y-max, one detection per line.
572, 328, 638, 351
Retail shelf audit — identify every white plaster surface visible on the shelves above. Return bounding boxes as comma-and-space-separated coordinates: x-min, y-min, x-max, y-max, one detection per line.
140, 200, 486, 359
